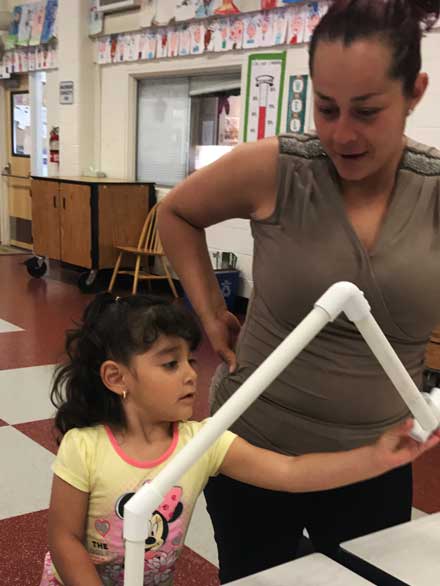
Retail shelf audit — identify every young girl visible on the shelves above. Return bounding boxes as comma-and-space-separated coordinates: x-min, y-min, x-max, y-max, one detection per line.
41, 293, 438, 586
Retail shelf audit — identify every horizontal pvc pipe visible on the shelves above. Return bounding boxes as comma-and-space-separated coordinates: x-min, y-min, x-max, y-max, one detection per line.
355, 314, 438, 433
125, 305, 330, 519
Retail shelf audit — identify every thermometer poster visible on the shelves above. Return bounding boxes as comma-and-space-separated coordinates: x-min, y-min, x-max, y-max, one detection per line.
286, 74, 309, 133
243, 52, 286, 142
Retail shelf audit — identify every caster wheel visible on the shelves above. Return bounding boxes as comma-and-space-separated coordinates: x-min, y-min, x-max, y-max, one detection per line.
25, 256, 47, 278
78, 270, 99, 293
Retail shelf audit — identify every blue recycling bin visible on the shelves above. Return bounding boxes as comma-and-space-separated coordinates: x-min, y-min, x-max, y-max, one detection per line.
184, 269, 240, 312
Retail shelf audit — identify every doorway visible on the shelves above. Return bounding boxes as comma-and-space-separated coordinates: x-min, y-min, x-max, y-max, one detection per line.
3, 75, 32, 249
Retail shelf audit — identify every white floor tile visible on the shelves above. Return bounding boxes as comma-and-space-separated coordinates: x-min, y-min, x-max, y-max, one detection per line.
0, 318, 23, 333
0, 364, 56, 424
0, 426, 54, 519
185, 494, 219, 567
412, 507, 427, 520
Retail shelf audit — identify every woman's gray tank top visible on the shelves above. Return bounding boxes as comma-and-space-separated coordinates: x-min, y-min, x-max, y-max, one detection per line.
211, 133, 440, 455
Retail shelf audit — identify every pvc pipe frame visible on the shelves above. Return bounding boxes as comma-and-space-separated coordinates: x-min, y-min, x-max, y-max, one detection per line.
123, 282, 440, 586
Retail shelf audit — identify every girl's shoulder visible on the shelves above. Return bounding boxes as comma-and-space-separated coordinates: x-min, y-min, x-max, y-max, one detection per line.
402, 138, 440, 177
58, 425, 105, 454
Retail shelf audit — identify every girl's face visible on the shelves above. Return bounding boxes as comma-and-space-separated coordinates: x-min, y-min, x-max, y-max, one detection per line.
312, 39, 427, 183
123, 335, 198, 424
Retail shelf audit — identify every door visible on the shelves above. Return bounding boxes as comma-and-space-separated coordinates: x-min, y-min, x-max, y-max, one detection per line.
60, 183, 92, 268
4, 76, 32, 249
31, 179, 61, 259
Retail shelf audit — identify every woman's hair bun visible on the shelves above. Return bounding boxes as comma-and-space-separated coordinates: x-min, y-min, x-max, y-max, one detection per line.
409, 0, 440, 30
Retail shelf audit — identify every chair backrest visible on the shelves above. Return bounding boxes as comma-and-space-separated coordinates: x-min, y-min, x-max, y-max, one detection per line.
137, 201, 163, 252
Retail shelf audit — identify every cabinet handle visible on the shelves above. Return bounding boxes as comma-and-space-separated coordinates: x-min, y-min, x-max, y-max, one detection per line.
63, 197, 66, 209
53, 196, 57, 208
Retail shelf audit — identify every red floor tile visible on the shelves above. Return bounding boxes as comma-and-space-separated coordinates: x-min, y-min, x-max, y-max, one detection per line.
413, 444, 440, 513
14, 419, 59, 455
0, 509, 48, 585
175, 546, 220, 586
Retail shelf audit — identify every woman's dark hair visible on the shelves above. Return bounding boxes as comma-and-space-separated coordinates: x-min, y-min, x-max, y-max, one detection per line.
51, 293, 201, 437
309, 0, 440, 96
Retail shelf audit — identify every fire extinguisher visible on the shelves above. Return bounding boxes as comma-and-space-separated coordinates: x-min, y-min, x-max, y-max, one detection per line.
49, 126, 59, 164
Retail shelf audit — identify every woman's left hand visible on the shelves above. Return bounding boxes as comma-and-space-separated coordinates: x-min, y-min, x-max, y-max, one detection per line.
374, 419, 440, 471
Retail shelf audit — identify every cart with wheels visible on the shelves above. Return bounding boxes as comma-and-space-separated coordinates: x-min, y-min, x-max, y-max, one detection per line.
29, 176, 156, 292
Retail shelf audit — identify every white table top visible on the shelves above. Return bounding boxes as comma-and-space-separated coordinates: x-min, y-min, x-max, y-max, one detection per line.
341, 512, 440, 586
225, 553, 374, 585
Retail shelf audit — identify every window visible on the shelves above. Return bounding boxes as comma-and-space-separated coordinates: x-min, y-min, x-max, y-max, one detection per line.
137, 73, 241, 186
137, 77, 190, 186
11, 91, 31, 157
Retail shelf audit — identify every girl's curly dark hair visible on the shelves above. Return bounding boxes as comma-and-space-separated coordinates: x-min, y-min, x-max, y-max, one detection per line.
51, 293, 201, 437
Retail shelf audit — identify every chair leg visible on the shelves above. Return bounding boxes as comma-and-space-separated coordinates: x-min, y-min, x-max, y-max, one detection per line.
132, 254, 142, 294
108, 252, 123, 292
161, 257, 178, 298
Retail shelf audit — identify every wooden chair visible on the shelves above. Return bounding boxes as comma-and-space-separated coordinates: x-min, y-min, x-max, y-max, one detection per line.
108, 202, 178, 297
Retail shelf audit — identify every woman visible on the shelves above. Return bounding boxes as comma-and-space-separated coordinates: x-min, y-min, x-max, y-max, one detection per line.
158, 1, 440, 582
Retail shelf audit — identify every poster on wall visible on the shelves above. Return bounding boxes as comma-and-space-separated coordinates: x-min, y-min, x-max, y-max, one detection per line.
243, 52, 286, 142
30, 3, 46, 46
89, 0, 104, 36
41, 0, 58, 44
285, 74, 308, 133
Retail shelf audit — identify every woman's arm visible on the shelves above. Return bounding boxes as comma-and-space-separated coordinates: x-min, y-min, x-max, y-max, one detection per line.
48, 475, 103, 586
158, 138, 279, 370
219, 419, 440, 492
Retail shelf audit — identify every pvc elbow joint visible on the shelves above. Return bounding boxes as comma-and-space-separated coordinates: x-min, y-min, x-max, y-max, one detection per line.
314, 282, 371, 322
123, 484, 164, 542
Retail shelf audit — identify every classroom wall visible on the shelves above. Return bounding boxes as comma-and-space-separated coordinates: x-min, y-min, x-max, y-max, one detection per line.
98, 29, 440, 296
3, 4, 440, 296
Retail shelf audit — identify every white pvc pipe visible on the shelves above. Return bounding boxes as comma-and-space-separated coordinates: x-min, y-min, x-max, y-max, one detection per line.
355, 314, 438, 433
123, 305, 331, 586
123, 282, 440, 585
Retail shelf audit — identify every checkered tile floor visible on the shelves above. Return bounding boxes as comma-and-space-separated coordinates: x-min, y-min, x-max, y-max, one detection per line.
0, 255, 438, 585
0, 256, 220, 585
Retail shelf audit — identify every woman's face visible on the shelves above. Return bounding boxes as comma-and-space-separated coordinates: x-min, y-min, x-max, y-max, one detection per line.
311, 39, 427, 183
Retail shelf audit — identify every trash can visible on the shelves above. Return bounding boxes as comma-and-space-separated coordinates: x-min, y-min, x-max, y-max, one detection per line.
183, 269, 240, 313
214, 269, 240, 311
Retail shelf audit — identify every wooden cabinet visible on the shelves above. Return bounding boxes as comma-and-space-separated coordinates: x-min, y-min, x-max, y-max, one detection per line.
426, 327, 440, 371
31, 177, 155, 271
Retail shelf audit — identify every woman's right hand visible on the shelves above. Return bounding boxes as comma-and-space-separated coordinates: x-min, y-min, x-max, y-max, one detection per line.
203, 310, 242, 373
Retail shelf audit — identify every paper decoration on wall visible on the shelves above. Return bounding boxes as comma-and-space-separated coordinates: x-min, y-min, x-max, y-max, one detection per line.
189, 22, 205, 54
89, 0, 104, 37
157, 30, 169, 58
168, 28, 180, 58
6, 7, 22, 50
304, 1, 327, 42
286, 74, 308, 133
179, 25, 191, 56
242, 15, 260, 49
229, 17, 243, 50
287, 5, 305, 44
17, 4, 33, 46
41, 0, 58, 44
30, 3, 46, 46
272, 8, 288, 45
91, 1, 334, 66
243, 51, 286, 141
